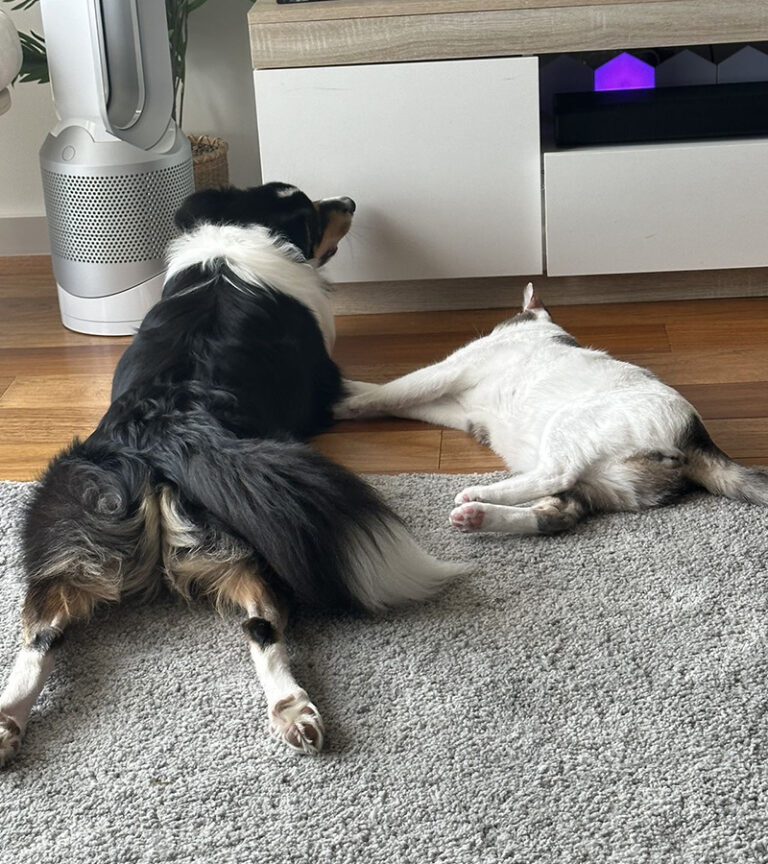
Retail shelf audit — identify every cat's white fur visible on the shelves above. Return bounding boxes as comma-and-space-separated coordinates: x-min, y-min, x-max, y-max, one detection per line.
336, 285, 768, 534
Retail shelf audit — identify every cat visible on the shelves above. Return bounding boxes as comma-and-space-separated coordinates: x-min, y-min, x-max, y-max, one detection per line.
335, 284, 768, 534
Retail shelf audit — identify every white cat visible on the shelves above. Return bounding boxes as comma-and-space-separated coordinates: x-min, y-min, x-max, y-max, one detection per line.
336, 284, 768, 534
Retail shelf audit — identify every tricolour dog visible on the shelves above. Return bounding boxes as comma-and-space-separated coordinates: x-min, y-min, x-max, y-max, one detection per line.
336, 284, 768, 533
0, 183, 468, 765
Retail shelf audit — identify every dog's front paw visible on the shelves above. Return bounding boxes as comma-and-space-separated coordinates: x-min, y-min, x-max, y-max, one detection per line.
455, 486, 487, 505
0, 713, 22, 767
270, 691, 325, 755
450, 502, 487, 532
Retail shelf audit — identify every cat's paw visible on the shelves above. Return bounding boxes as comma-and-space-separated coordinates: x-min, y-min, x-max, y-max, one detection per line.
450, 502, 487, 532
455, 486, 487, 505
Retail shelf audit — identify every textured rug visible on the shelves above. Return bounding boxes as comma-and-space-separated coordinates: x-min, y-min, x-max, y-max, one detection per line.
0, 476, 767, 864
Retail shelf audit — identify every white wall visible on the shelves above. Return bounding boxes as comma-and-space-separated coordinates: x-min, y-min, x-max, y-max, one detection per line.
0, 0, 260, 254
0, 5, 56, 220
183, 0, 261, 188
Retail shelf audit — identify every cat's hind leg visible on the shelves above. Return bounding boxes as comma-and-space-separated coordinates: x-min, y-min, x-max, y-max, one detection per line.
455, 466, 580, 507
450, 492, 587, 535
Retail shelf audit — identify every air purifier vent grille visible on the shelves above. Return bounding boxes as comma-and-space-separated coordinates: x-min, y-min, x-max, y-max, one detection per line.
42, 161, 194, 264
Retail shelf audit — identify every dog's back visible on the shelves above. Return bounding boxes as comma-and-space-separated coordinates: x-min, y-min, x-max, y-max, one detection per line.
111, 261, 343, 441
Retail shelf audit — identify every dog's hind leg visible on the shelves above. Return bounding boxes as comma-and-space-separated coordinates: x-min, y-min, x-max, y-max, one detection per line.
0, 580, 109, 767
242, 594, 325, 756
215, 567, 325, 756
160, 489, 324, 755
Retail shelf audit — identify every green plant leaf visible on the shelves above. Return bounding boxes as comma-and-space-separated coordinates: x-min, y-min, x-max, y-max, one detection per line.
6, 0, 41, 10
17, 30, 48, 84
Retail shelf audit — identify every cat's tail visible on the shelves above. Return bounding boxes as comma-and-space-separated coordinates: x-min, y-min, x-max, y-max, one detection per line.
682, 415, 768, 505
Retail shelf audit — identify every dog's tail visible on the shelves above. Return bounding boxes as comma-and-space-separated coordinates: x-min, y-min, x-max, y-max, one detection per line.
156, 434, 471, 612
682, 415, 768, 506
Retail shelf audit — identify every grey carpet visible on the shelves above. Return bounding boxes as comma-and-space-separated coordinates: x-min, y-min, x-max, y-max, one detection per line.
0, 476, 767, 864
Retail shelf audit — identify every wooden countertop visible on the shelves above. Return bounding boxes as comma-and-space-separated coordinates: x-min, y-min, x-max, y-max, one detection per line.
249, 0, 768, 69
250, 0, 659, 25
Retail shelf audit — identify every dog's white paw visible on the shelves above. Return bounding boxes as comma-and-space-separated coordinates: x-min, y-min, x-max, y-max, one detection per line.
455, 486, 487, 505
450, 502, 487, 532
0, 713, 22, 768
270, 691, 325, 755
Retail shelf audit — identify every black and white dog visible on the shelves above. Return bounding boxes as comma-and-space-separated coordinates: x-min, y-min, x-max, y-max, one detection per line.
0, 183, 467, 764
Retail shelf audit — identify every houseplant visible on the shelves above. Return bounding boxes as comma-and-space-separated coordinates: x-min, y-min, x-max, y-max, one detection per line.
2, 0, 230, 188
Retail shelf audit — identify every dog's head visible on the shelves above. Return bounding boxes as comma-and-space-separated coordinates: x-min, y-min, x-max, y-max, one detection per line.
174, 182, 355, 266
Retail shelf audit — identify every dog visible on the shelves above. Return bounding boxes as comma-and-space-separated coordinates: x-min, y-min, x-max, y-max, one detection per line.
0, 182, 468, 765
336, 283, 768, 534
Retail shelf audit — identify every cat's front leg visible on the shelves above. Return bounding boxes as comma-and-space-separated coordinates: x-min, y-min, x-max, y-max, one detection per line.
336, 358, 467, 419
343, 379, 381, 398
335, 380, 384, 418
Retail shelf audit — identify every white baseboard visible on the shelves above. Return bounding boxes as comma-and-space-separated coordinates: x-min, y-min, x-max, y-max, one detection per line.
0, 216, 50, 256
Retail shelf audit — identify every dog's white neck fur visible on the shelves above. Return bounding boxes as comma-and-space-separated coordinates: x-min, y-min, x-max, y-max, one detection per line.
165, 223, 336, 351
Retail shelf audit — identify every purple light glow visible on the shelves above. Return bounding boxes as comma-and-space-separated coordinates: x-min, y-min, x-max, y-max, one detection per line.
595, 53, 656, 92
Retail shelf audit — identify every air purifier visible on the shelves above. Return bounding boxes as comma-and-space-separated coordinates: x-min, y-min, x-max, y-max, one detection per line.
39, 0, 194, 335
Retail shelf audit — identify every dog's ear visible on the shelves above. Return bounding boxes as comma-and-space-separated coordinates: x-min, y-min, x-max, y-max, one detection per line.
174, 188, 236, 231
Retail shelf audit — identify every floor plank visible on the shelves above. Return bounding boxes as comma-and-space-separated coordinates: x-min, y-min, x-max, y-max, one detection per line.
0, 375, 113, 409
439, 431, 506, 473
676, 383, 768, 420
666, 319, 768, 352
706, 419, 768, 460
0, 345, 128, 378
313, 429, 442, 473
0, 444, 57, 481
0, 408, 105, 443
621, 349, 768, 385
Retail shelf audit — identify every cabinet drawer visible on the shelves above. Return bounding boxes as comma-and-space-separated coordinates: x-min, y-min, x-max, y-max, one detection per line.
544, 138, 768, 276
255, 57, 542, 283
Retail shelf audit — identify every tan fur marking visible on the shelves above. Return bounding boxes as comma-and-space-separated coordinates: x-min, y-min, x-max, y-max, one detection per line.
158, 486, 284, 622
0, 714, 21, 738
313, 209, 353, 261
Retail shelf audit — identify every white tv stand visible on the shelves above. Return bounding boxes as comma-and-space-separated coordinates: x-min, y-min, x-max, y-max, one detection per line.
249, 0, 768, 308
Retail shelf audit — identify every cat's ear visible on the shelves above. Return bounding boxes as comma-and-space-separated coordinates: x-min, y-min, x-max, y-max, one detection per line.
522, 283, 552, 320
523, 282, 545, 311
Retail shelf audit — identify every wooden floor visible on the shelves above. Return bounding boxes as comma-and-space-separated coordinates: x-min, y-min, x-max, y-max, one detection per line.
0, 256, 766, 481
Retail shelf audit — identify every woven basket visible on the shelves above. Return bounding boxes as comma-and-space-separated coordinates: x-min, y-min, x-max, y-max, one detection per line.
188, 134, 230, 191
